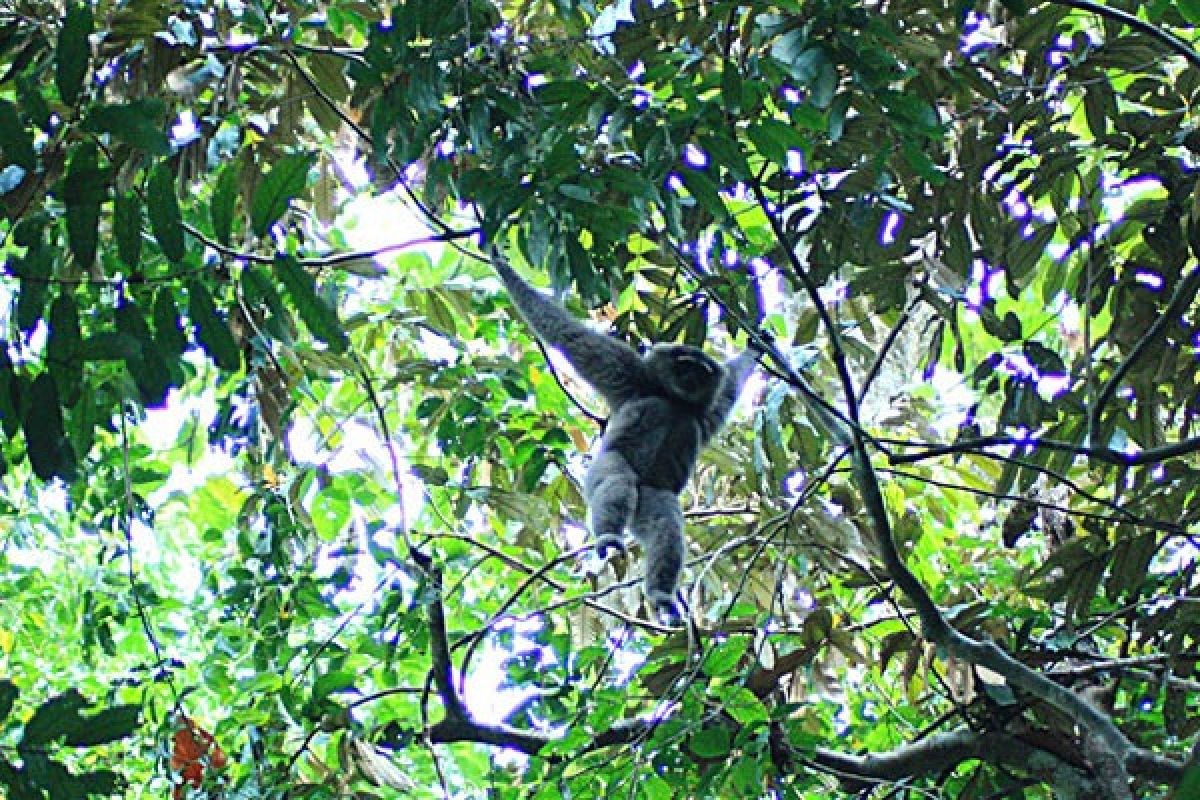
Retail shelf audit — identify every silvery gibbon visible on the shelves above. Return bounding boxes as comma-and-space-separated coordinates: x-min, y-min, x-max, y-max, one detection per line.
494, 256, 760, 619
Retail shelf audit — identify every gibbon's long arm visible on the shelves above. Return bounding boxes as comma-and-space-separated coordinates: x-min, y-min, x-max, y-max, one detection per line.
494, 258, 647, 407
703, 348, 760, 437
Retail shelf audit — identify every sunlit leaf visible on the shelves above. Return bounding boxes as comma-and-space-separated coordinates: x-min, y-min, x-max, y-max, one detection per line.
251, 152, 316, 237
275, 255, 348, 352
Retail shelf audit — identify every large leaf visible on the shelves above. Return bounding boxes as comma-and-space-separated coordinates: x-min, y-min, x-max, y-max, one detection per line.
0, 350, 19, 439
13, 246, 51, 333
54, 3, 93, 105
20, 691, 87, 748
46, 292, 82, 405
23, 372, 72, 482
113, 191, 142, 269
275, 256, 348, 352
146, 163, 185, 263
187, 279, 241, 371
0, 100, 36, 169
0, 681, 16, 724
61, 140, 105, 268
250, 152, 316, 237
82, 99, 169, 154
153, 288, 187, 356
210, 159, 241, 245
242, 264, 293, 342
115, 300, 173, 406
62, 705, 141, 747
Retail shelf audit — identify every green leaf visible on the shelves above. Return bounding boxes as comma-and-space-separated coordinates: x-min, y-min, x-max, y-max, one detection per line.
63, 705, 140, 747
0, 681, 17, 724
639, 773, 673, 800
678, 168, 726, 220
719, 685, 769, 725
1181, 0, 1200, 24
147, 163, 185, 263
313, 670, 357, 700
702, 637, 748, 677
23, 372, 72, 482
242, 264, 292, 341
251, 152, 316, 237
14, 251, 49, 333
275, 256, 348, 352
76, 769, 121, 796
0, 351, 19, 439
80, 332, 141, 361
46, 293, 81, 366
721, 64, 742, 113
47, 292, 82, 405
116, 301, 173, 406
689, 727, 731, 758
113, 191, 142, 269
0, 100, 37, 170
1007, 224, 1055, 286
564, 236, 603, 300
55, 3, 93, 105
20, 690, 87, 746
1177, 762, 1200, 799
62, 140, 105, 268
747, 119, 808, 167
153, 288, 187, 356
187, 279, 241, 371
980, 304, 1022, 341
211, 160, 241, 245
1023, 341, 1066, 375
82, 99, 168, 154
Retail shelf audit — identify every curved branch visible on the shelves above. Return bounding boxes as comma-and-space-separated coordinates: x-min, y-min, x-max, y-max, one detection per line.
1049, 0, 1200, 71
744, 185, 1136, 790
890, 433, 1200, 468
1088, 268, 1200, 432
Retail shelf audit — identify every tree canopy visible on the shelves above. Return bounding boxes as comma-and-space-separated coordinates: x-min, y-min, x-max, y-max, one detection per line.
0, 0, 1199, 798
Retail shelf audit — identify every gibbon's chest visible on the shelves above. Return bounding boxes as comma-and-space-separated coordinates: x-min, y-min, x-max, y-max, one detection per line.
602, 396, 706, 492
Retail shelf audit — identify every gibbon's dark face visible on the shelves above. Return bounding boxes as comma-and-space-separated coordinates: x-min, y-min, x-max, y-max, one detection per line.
646, 344, 723, 406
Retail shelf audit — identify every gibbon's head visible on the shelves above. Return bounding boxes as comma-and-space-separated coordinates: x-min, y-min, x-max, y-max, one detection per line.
644, 344, 724, 408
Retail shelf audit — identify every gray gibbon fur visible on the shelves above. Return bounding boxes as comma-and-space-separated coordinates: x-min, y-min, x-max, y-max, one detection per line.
494, 256, 760, 618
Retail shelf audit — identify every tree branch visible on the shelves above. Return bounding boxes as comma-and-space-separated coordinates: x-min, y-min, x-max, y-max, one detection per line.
890, 433, 1200, 468
1049, 0, 1200, 71
744, 184, 1138, 792
1088, 268, 1200, 434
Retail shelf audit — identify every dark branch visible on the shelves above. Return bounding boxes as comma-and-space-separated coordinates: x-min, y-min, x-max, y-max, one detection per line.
890, 434, 1200, 468
1088, 269, 1200, 434
1049, 0, 1200, 70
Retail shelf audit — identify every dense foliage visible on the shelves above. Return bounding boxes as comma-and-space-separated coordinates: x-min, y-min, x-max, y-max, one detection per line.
0, 0, 1198, 798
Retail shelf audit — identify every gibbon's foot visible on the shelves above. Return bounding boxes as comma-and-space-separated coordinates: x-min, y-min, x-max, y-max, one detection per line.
645, 590, 682, 623
594, 535, 626, 560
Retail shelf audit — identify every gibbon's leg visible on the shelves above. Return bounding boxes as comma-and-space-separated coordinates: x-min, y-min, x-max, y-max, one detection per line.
632, 487, 685, 617
584, 451, 638, 557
